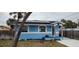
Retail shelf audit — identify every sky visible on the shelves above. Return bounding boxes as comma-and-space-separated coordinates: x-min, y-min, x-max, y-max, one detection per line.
0, 12, 79, 26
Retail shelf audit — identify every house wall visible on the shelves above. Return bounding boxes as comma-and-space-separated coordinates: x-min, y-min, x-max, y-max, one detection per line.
19, 25, 52, 40
20, 33, 52, 40
19, 24, 62, 40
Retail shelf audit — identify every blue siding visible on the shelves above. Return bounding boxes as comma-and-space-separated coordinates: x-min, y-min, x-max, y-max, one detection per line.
47, 26, 51, 32
19, 32, 62, 40
29, 25, 38, 32
19, 32, 52, 40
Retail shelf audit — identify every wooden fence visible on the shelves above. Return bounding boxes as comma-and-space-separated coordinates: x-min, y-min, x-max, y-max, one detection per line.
0, 30, 14, 40
63, 29, 79, 40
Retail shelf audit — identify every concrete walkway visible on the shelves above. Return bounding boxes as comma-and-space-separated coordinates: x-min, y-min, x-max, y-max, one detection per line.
57, 37, 79, 47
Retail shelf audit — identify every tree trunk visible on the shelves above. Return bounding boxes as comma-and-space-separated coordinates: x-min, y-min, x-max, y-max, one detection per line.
13, 12, 32, 47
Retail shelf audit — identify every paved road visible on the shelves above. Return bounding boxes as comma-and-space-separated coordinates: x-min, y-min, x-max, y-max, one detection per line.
57, 37, 79, 47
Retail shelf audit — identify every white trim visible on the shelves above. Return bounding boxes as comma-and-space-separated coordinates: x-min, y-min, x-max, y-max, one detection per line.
24, 24, 51, 26
21, 32, 52, 34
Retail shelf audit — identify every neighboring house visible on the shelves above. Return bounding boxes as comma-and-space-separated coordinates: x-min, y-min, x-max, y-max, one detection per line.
12, 20, 63, 40
0, 26, 13, 40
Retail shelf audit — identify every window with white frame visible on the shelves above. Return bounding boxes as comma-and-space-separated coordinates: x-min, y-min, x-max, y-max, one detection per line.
39, 26, 46, 32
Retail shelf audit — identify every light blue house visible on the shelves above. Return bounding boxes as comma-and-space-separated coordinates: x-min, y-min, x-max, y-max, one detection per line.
16, 20, 63, 40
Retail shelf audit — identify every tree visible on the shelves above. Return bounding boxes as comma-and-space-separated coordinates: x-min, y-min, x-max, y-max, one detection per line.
61, 19, 66, 23
7, 12, 23, 29
7, 18, 17, 29
12, 12, 32, 47
72, 22, 77, 28
7, 12, 32, 47
61, 19, 77, 28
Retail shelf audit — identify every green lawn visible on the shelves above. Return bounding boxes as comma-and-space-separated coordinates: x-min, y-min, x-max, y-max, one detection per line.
0, 40, 67, 47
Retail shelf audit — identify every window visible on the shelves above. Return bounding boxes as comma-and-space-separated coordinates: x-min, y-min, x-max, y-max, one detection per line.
39, 26, 46, 32
29, 25, 38, 32
21, 26, 28, 32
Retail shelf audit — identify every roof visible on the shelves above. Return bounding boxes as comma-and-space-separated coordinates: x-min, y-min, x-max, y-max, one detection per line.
0, 26, 10, 31
18, 20, 57, 24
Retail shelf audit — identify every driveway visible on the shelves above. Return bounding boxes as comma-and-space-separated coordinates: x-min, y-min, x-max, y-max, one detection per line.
57, 37, 79, 47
